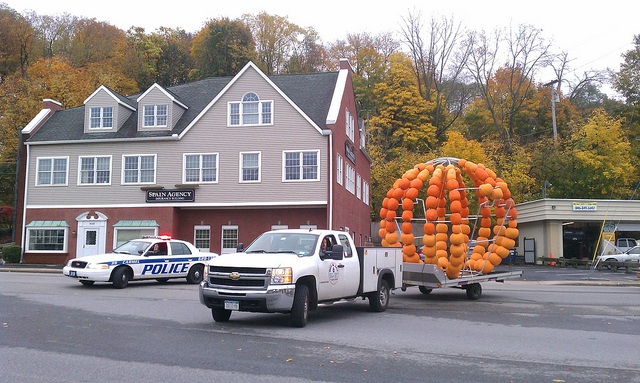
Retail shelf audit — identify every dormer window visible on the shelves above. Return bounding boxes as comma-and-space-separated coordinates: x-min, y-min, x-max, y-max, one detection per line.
143, 105, 168, 127
229, 93, 273, 126
90, 107, 113, 129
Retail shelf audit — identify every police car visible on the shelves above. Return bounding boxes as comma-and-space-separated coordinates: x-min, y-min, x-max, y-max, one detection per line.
62, 236, 217, 288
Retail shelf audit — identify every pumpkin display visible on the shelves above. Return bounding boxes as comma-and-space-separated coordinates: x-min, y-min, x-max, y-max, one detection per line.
378, 157, 518, 279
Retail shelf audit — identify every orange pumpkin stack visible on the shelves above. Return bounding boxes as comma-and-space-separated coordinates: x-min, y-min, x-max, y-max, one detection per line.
378, 158, 518, 279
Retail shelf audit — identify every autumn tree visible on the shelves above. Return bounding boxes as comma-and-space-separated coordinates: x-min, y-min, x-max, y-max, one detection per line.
28, 12, 78, 59
67, 18, 126, 67
401, 12, 473, 140
154, 27, 194, 86
122, 27, 162, 89
190, 17, 255, 79
612, 34, 640, 106
368, 53, 437, 160
243, 12, 303, 75
545, 110, 635, 199
465, 24, 551, 142
284, 27, 327, 74
0, 4, 37, 78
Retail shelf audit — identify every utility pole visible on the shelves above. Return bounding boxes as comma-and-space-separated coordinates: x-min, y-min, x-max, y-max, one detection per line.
543, 80, 559, 142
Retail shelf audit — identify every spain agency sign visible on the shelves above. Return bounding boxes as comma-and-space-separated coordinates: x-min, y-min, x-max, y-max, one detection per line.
146, 189, 195, 203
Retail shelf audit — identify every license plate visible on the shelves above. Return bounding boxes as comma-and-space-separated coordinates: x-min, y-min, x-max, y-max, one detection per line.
224, 300, 239, 310
69, 270, 77, 277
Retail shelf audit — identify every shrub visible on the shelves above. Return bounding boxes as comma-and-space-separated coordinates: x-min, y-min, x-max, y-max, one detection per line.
2, 245, 21, 263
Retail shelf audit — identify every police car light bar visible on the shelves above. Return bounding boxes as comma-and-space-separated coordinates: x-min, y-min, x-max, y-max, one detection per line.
142, 235, 173, 240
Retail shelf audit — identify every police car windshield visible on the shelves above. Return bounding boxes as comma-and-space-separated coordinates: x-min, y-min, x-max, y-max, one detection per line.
112, 240, 152, 255
245, 233, 318, 256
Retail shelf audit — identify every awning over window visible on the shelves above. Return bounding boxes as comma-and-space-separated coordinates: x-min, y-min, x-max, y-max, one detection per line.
26, 220, 69, 227
113, 220, 159, 227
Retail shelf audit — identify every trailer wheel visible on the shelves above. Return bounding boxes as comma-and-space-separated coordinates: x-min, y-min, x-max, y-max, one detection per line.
212, 308, 231, 322
291, 284, 309, 327
418, 286, 433, 295
465, 283, 482, 300
369, 279, 390, 312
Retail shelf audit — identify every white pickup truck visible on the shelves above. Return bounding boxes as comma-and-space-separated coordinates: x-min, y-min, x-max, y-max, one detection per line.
199, 229, 403, 327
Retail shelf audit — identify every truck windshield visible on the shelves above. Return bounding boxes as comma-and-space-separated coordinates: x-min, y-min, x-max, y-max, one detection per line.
245, 233, 318, 256
112, 240, 152, 255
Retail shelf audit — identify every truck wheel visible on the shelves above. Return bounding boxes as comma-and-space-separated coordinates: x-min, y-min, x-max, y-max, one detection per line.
465, 283, 482, 300
79, 280, 95, 286
212, 308, 232, 322
369, 279, 390, 312
290, 284, 309, 328
418, 286, 432, 295
186, 264, 204, 284
112, 267, 131, 289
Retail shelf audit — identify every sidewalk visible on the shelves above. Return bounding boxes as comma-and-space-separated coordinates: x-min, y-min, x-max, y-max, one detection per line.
0, 262, 64, 274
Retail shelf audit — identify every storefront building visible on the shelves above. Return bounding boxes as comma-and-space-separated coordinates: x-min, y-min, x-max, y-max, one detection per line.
15, 60, 372, 264
515, 198, 640, 263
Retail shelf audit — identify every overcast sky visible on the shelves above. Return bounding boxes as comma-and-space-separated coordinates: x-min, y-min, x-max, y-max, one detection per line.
6, 0, 639, 96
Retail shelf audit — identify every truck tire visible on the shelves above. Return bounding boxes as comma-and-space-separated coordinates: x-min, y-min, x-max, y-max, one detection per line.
418, 286, 432, 295
290, 284, 309, 327
112, 267, 131, 289
212, 308, 232, 322
186, 264, 204, 284
369, 279, 390, 312
465, 283, 482, 300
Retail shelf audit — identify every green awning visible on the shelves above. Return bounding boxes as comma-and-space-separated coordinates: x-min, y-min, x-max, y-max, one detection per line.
26, 220, 69, 227
113, 220, 159, 227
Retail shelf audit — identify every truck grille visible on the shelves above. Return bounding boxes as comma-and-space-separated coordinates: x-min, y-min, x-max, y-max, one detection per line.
71, 261, 88, 269
207, 266, 269, 289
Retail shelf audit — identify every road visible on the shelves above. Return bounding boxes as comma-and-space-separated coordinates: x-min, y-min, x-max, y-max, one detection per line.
0, 266, 639, 382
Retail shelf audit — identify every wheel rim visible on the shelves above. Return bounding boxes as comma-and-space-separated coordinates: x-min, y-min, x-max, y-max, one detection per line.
379, 286, 388, 306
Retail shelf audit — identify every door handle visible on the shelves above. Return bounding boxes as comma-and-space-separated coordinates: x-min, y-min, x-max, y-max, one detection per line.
338, 264, 345, 268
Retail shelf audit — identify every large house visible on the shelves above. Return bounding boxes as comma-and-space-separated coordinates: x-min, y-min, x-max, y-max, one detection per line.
15, 59, 372, 264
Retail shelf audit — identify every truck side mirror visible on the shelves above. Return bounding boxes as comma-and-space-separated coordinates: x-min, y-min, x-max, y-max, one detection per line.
236, 243, 244, 252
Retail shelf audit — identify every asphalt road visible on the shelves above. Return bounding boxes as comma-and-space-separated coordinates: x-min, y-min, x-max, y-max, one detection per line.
0, 266, 639, 382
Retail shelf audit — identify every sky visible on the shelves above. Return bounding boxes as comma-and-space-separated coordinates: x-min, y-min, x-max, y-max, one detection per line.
5, 0, 639, 97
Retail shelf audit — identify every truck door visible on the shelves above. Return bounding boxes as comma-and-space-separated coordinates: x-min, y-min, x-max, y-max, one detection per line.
317, 235, 347, 301
337, 234, 360, 297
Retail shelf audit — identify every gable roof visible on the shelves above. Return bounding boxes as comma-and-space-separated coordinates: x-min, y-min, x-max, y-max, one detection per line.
84, 85, 137, 111
136, 83, 188, 110
26, 64, 340, 145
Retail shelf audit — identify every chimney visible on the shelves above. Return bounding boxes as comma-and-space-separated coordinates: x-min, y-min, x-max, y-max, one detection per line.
43, 99, 62, 111
339, 58, 354, 73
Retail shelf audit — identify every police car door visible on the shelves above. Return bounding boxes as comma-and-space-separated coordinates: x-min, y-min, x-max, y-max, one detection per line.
140, 241, 171, 279
168, 241, 193, 277
317, 235, 347, 301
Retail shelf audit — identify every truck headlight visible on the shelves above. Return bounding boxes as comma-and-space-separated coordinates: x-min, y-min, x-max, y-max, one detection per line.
86, 263, 109, 270
270, 267, 292, 284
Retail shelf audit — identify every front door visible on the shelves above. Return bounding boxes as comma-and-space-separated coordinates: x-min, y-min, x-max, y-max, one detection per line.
82, 228, 100, 257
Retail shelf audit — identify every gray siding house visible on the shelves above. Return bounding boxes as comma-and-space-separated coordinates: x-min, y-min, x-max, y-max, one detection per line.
16, 60, 372, 264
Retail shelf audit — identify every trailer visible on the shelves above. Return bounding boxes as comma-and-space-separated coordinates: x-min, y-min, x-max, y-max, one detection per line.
402, 262, 522, 300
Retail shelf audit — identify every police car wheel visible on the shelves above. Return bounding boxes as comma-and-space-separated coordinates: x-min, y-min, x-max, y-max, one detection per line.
186, 264, 204, 284
156, 278, 170, 284
112, 267, 131, 289
79, 280, 95, 286
212, 308, 231, 322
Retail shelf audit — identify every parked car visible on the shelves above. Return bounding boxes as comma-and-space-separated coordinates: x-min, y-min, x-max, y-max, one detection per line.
597, 245, 640, 263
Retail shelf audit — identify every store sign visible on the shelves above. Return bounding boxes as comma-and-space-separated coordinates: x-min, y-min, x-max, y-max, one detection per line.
572, 202, 597, 211
146, 189, 195, 203
345, 141, 356, 164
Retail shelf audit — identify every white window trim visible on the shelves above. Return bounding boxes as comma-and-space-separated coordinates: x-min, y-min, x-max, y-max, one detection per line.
194, 225, 211, 251
239, 152, 261, 183
121, 154, 157, 185
356, 173, 362, 200
89, 107, 114, 130
345, 108, 355, 142
113, 227, 158, 249
363, 180, 370, 206
142, 104, 169, 128
221, 225, 239, 254
26, 227, 68, 253
182, 153, 219, 184
227, 98, 274, 127
336, 153, 344, 186
345, 164, 355, 194
77, 155, 112, 186
35, 156, 69, 187
282, 150, 320, 182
